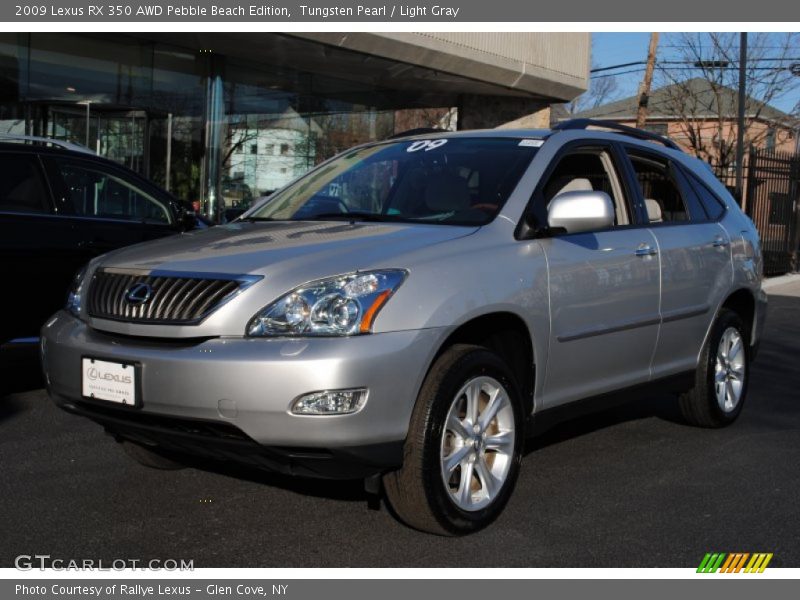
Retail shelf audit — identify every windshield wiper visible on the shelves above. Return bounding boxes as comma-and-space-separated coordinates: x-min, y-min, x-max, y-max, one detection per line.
304, 212, 394, 222
239, 216, 279, 222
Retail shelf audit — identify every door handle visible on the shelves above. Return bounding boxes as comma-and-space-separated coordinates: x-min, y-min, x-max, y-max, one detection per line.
712, 236, 730, 248
634, 243, 657, 257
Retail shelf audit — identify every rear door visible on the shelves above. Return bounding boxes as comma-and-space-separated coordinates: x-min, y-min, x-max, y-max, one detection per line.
622, 148, 732, 379
534, 142, 661, 407
0, 151, 84, 343
42, 156, 180, 265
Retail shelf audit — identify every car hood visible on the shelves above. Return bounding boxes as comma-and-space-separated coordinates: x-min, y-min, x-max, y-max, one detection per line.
99, 219, 478, 277
87, 220, 481, 338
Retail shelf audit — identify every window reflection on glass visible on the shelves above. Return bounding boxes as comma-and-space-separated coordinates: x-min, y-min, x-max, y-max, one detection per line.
0, 33, 458, 221
0, 156, 49, 213
251, 138, 538, 226
57, 162, 171, 224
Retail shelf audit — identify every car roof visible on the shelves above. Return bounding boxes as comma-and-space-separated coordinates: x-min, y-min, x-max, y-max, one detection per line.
0, 139, 184, 204
390, 128, 552, 141
0, 139, 157, 175
0, 140, 96, 157
383, 126, 688, 164
385, 125, 683, 155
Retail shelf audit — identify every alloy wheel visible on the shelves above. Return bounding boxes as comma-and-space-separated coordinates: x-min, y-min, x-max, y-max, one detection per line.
440, 376, 516, 511
715, 326, 746, 413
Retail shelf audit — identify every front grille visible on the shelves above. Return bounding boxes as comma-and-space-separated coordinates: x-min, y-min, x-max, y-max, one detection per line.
86, 269, 243, 324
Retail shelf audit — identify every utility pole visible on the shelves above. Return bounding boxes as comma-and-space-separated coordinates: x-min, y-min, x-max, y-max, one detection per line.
636, 32, 660, 129
735, 32, 748, 206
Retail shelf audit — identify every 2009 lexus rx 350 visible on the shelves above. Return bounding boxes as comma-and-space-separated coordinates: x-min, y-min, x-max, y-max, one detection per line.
42, 121, 767, 535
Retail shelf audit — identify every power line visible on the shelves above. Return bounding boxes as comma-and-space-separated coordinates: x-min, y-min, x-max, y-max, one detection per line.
591, 60, 800, 79
591, 65, 800, 80
592, 58, 800, 73
590, 61, 644, 73
591, 68, 645, 79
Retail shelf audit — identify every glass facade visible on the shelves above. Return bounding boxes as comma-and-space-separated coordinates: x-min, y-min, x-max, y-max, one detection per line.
0, 33, 454, 220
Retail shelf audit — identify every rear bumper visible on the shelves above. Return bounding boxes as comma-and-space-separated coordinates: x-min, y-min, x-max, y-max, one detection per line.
42, 311, 445, 478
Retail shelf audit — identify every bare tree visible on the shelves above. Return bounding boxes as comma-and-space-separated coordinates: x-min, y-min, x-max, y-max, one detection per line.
566, 71, 620, 115
656, 32, 800, 168
221, 119, 260, 174
565, 38, 622, 115
393, 107, 458, 132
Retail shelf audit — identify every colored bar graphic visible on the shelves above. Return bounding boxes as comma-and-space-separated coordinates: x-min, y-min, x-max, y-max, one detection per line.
745, 554, 759, 572
734, 553, 750, 573
697, 553, 712, 573
719, 554, 736, 573
758, 554, 773, 572
711, 553, 726, 572
699, 552, 772, 573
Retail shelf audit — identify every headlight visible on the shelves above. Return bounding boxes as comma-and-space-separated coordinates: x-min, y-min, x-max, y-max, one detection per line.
66, 265, 88, 318
247, 270, 407, 337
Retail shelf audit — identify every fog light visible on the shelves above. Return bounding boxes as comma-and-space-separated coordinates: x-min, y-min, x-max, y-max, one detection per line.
291, 388, 368, 415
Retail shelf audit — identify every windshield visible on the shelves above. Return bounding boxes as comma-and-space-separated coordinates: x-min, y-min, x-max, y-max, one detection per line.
247, 137, 539, 226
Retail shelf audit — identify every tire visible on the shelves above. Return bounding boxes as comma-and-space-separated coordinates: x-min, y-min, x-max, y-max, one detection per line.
679, 308, 750, 428
120, 440, 187, 470
383, 344, 525, 535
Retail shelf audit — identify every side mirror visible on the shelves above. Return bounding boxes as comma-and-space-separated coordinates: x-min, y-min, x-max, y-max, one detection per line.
547, 191, 615, 234
181, 209, 199, 231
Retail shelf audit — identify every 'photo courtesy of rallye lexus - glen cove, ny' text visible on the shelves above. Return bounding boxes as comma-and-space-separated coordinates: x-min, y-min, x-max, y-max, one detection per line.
40, 119, 766, 536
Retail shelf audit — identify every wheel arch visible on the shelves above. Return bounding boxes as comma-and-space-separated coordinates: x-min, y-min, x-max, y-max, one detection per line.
428, 311, 536, 416
698, 287, 757, 363
720, 288, 757, 344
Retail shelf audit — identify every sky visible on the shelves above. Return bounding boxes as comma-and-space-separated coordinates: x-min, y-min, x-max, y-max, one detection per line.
591, 32, 800, 113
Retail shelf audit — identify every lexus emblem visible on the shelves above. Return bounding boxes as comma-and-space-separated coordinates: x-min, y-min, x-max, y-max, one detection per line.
125, 282, 153, 305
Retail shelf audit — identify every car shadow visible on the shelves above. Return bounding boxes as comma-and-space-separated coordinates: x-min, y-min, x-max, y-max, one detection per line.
0, 354, 44, 397
178, 390, 685, 504
525, 391, 683, 455
0, 394, 26, 423
180, 457, 370, 502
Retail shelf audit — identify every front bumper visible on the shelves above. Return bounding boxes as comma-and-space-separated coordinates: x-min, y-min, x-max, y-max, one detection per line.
42, 312, 444, 478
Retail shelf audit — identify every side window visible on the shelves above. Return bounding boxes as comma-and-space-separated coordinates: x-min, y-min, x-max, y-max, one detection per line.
541, 149, 630, 227
626, 152, 688, 224
685, 171, 727, 221
54, 160, 172, 224
0, 155, 50, 214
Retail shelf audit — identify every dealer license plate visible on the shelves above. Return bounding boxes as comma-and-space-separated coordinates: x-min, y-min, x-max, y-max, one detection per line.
81, 357, 138, 406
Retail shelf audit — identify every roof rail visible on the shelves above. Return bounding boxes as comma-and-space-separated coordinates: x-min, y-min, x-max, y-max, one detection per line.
387, 127, 448, 140
552, 118, 681, 151
0, 134, 96, 155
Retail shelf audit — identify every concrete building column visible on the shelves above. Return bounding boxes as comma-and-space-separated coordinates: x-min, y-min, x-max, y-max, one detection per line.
457, 95, 552, 130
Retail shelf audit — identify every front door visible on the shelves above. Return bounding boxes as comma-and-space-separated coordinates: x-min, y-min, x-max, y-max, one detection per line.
41, 155, 179, 264
0, 151, 85, 343
535, 144, 661, 408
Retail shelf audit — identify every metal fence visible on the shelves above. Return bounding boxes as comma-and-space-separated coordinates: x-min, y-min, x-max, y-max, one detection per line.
713, 148, 800, 276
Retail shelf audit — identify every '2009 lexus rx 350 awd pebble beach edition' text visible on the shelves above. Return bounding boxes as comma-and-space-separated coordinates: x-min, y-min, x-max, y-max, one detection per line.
42, 120, 766, 535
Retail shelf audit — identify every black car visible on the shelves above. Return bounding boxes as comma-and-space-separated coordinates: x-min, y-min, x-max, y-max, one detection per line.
0, 136, 200, 361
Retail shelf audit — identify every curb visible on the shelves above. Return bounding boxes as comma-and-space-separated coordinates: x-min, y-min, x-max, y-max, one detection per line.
762, 273, 800, 291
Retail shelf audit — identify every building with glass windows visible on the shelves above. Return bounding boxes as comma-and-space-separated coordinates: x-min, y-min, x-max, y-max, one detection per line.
0, 32, 589, 220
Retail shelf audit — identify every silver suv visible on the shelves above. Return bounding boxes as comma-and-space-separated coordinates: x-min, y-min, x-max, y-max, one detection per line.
42, 120, 767, 535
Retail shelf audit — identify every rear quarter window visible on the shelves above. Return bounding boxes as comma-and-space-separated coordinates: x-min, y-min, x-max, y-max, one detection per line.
684, 170, 728, 221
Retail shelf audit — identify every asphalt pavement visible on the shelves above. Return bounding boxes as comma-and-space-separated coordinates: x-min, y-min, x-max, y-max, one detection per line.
1, 280, 799, 568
